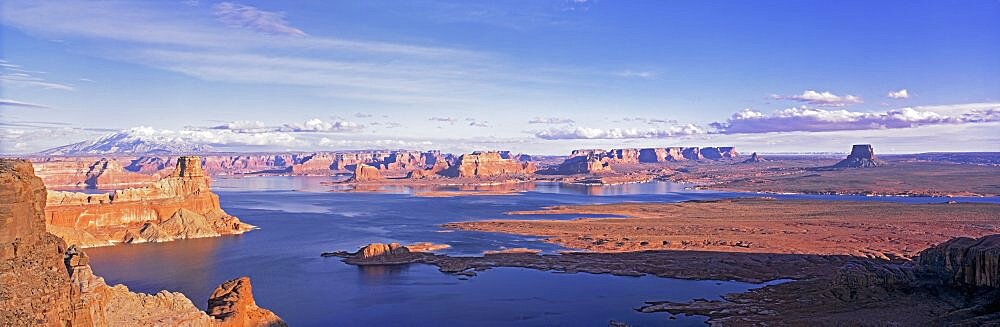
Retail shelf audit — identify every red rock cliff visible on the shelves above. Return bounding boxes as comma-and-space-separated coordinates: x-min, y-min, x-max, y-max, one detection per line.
0, 158, 286, 326
440, 151, 537, 178
44, 156, 255, 247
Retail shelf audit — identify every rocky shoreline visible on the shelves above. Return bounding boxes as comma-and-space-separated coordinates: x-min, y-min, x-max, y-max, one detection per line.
323, 198, 1000, 325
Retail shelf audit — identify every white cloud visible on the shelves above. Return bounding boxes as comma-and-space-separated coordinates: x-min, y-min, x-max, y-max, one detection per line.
614, 70, 656, 79
0, 99, 51, 109
429, 117, 457, 124
283, 118, 363, 132
528, 117, 574, 124
0, 60, 75, 91
887, 89, 909, 99
772, 90, 862, 106
534, 124, 705, 140
711, 103, 1000, 134
126, 126, 300, 146
213, 2, 306, 37
212, 120, 267, 130
468, 119, 491, 127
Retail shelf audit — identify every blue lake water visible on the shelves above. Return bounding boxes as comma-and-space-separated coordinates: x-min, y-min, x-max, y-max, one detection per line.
86, 177, 999, 326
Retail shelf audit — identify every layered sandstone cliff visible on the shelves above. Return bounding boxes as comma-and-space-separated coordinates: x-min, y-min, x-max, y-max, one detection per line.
557, 146, 738, 174
351, 164, 382, 182
0, 158, 285, 326
439, 151, 537, 178
33, 157, 160, 188
44, 156, 255, 247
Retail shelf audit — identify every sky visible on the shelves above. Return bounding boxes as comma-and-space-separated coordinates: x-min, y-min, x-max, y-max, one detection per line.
1, 0, 998, 155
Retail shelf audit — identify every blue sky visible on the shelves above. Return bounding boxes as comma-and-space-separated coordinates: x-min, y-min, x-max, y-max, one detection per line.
2, 0, 998, 154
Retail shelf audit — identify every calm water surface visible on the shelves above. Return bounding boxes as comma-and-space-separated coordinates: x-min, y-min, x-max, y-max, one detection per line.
86, 177, 998, 326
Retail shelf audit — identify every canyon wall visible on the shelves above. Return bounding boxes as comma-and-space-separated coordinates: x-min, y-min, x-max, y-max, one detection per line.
44, 156, 255, 247
32, 150, 460, 186
33, 157, 160, 188
439, 151, 537, 178
558, 146, 738, 174
0, 158, 285, 326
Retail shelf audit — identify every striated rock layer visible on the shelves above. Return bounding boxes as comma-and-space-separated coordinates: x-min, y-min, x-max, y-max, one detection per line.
558, 146, 738, 174
44, 156, 255, 247
32, 157, 160, 188
0, 158, 285, 326
351, 164, 382, 182
439, 151, 537, 178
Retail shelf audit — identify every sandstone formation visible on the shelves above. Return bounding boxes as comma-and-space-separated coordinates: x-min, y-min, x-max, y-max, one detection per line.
556, 155, 612, 174
557, 146, 738, 174
336, 242, 423, 265
833, 144, 884, 168
439, 151, 537, 178
32, 157, 160, 188
741, 152, 765, 163
0, 158, 285, 326
918, 235, 1000, 287
44, 156, 256, 247
207, 277, 287, 327
351, 164, 382, 182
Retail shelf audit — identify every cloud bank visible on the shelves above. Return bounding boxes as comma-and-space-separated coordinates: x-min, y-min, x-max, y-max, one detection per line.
534, 124, 705, 140
711, 104, 1000, 134
772, 90, 862, 106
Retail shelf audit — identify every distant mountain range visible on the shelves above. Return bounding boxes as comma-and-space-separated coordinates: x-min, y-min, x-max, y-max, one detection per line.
39, 131, 214, 155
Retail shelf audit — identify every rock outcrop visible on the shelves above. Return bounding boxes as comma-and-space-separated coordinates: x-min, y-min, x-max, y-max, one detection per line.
556, 155, 613, 174
918, 235, 1000, 288
207, 277, 287, 327
334, 242, 423, 265
741, 152, 765, 163
351, 164, 382, 182
833, 144, 884, 168
439, 151, 537, 178
44, 156, 255, 247
0, 158, 285, 326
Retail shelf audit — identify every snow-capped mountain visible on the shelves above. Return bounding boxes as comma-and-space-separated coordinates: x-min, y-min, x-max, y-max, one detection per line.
39, 128, 215, 155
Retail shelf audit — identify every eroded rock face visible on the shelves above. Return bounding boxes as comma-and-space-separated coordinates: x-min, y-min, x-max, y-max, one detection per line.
560, 147, 738, 171
440, 151, 537, 178
352, 164, 382, 182
32, 157, 159, 188
918, 235, 1000, 288
44, 156, 256, 247
833, 144, 884, 168
0, 158, 286, 326
208, 277, 287, 327
556, 155, 612, 174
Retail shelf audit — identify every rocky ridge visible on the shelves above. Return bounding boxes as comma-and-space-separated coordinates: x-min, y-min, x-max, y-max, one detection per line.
0, 158, 285, 326
557, 146, 738, 174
